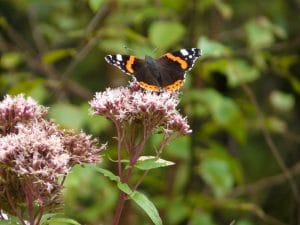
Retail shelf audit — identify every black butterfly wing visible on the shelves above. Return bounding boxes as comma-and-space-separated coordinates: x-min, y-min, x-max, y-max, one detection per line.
105, 54, 160, 91
105, 54, 137, 75
156, 48, 202, 91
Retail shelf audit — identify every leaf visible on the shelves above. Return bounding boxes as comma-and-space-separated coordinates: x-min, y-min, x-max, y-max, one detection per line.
93, 166, 163, 225
149, 21, 185, 49
199, 156, 234, 197
8, 78, 43, 94
135, 156, 175, 170
269, 91, 295, 112
161, 0, 185, 10
1, 52, 23, 69
225, 59, 260, 87
92, 166, 121, 182
130, 191, 163, 225
214, 1, 232, 19
49, 103, 86, 130
40, 214, 81, 225
190, 211, 216, 225
265, 116, 287, 133
0, 215, 21, 225
165, 197, 189, 224
196, 89, 246, 143
42, 217, 81, 225
198, 147, 244, 198
245, 18, 275, 49
89, 0, 105, 12
42, 49, 75, 64
198, 36, 230, 58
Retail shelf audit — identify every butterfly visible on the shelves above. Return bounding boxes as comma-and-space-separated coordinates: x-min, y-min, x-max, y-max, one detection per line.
105, 48, 202, 91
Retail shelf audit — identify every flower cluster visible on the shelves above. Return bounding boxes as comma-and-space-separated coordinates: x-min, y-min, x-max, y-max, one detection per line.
0, 94, 46, 135
0, 94, 105, 219
90, 82, 191, 135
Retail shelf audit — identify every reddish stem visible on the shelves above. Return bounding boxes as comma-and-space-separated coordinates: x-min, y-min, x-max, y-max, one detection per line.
112, 192, 127, 225
24, 183, 35, 225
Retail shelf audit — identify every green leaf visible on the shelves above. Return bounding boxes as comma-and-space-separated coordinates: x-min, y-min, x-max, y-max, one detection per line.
195, 89, 246, 143
42, 217, 81, 225
198, 147, 243, 197
49, 103, 86, 130
200, 157, 233, 197
269, 91, 295, 112
1, 52, 23, 69
92, 166, 121, 182
225, 60, 260, 87
149, 21, 185, 49
40, 214, 82, 225
92, 166, 163, 225
245, 18, 275, 49
214, 1, 232, 19
165, 197, 189, 224
42, 49, 75, 64
8, 78, 48, 102
135, 156, 175, 170
89, 0, 105, 12
198, 36, 230, 58
161, 0, 185, 10
130, 191, 163, 225
0, 215, 22, 225
265, 116, 286, 133
190, 211, 216, 225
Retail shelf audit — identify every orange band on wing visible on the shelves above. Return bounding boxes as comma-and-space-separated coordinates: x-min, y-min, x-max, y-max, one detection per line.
138, 81, 160, 91
163, 79, 184, 91
125, 56, 135, 73
164, 53, 188, 69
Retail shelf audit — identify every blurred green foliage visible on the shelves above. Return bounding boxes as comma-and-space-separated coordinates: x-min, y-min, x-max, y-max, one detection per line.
1, 0, 300, 224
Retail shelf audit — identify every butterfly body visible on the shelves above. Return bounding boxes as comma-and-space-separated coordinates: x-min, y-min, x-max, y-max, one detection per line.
105, 48, 202, 91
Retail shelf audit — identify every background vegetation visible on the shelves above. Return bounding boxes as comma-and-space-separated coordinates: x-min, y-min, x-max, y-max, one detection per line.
1, 0, 300, 224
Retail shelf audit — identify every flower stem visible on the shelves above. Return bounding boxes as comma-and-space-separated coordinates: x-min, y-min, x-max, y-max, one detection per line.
112, 192, 127, 225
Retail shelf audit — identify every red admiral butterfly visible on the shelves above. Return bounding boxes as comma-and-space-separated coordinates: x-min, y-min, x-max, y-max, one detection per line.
105, 48, 202, 91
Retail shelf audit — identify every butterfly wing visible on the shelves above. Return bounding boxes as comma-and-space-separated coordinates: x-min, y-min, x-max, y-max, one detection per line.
156, 48, 202, 91
105, 54, 160, 91
105, 54, 138, 75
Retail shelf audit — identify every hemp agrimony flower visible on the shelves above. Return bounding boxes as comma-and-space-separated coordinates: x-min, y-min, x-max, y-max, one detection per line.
0, 94, 106, 225
90, 82, 191, 225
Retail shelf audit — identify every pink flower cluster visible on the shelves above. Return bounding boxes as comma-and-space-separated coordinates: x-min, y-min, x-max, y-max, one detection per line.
0, 94, 46, 135
0, 94, 105, 216
90, 83, 191, 135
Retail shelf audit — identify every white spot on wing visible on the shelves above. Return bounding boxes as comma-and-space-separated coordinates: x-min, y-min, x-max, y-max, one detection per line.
116, 54, 122, 61
180, 49, 189, 56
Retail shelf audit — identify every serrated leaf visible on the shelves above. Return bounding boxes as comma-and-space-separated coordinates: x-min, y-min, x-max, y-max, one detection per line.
149, 21, 185, 49
130, 191, 163, 225
135, 156, 175, 170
